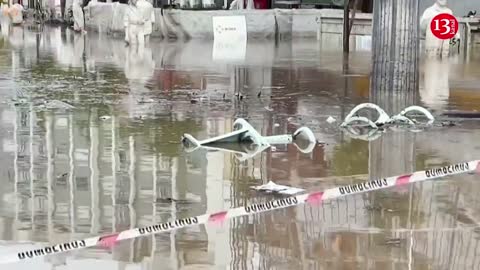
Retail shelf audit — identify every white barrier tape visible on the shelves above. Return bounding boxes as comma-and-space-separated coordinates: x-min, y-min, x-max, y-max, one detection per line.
1, 160, 478, 265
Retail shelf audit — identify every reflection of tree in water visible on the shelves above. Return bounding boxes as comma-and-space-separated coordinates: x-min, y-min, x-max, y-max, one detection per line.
331, 139, 369, 176
15, 57, 129, 106
366, 153, 431, 231
331, 135, 432, 177
331, 138, 432, 231
147, 70, 205, 92
14, 51, 207, 161
367, 190, 426, 229
118, 117, 203, 157
414, 152, 430, 171
0, 37, 10, 56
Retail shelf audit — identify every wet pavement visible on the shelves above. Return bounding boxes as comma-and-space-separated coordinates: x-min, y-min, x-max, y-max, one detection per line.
1, 23, 480, 270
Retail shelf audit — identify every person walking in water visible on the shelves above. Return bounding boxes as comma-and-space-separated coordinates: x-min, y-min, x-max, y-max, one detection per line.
420, 0, 459, 58
124, 0, 144, 46
72, 0, 86, 33
8, 0, 24, 25
135, 0, 154, 44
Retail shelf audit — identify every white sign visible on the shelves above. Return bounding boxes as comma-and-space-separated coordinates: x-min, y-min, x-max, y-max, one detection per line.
212, 16, 247, 62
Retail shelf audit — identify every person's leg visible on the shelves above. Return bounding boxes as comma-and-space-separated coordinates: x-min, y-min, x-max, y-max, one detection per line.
129, 24, 139, 45
441, 40, 450, 58
73, 20, 79, 31
61, 0, 65, 18
137, 29, 144, 47
73, 6, 81, 31
125, 26, 130, 45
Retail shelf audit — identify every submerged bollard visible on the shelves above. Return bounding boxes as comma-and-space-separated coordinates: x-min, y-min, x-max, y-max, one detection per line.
340, 103, 435, 128
338, 103, 435, 141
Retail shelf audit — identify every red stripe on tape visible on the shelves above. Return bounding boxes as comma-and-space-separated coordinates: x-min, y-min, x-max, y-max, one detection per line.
98, 233, 120, 248
208, 211, 228, 224
476, 163, 480, 174
395, 174, 412, 186
306, 192, 324, 204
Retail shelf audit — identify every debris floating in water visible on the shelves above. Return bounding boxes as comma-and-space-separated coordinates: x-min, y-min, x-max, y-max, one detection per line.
326, 116, 337, 124
181, 118, 317, 159
339, 103, 435, 141
251, 181, 306, 195
264, 106, 274, 112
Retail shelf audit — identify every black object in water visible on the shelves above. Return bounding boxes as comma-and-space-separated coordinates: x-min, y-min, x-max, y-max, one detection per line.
442, 111, 480, 119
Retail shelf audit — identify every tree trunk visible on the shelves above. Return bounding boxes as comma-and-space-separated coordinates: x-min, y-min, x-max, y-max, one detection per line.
369, 0, 419, 178
371, 0, 420, 95
343, 1, 350, 53
61, 0, 65, 18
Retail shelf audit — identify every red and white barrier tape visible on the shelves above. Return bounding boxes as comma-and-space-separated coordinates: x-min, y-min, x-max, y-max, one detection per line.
2, 160, 479, 264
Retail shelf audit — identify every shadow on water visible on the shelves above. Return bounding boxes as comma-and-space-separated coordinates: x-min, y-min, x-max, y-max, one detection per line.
0, 24, 480, 269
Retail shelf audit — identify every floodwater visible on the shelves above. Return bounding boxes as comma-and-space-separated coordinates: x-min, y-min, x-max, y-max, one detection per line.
1, 22, 480, 270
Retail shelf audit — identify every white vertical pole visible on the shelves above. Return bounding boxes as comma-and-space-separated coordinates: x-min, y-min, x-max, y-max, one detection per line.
45, 112, 55, 242
128, 135, 136, 262
128, 136, 136, 205
170, 157, 178, 270
68, 113, 76, 235
89, 109, 100, 234
29, 103, 34, 231
13, 102, 19, 239
151, 152, 158, 264
111, 115, 117, 233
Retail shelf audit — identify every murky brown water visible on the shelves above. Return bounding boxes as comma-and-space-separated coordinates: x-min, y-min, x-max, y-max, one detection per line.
1, 22, 480, 270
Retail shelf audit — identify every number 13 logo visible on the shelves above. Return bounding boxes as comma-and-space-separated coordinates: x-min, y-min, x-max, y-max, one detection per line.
430, 13, 458, 40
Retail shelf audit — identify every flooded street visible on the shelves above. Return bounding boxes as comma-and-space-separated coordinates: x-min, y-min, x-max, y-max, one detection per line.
1, 24, 480, 269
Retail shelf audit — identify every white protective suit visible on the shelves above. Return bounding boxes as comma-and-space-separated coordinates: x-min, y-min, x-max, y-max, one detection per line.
72, 0, 85, 32
1, 4, 10, 36
8, 3, 24, 25
0, 3, 7, 15
229, 0, 254, 10
135, 0, 154, 41
124, 1, 144, 46
420, 0, 459, 58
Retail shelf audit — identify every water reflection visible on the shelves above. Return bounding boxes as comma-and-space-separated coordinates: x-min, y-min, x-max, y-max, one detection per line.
421, 58, 450, 111
0, 25, 480, 270
124, 44, 156, 119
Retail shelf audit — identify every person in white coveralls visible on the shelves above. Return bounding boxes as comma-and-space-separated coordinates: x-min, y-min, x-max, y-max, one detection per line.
72, 0, 86, 33
420, 0, 460, 58
8, 0, 24, 25
124, 0, 145, 46
135, 0, 154, 43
